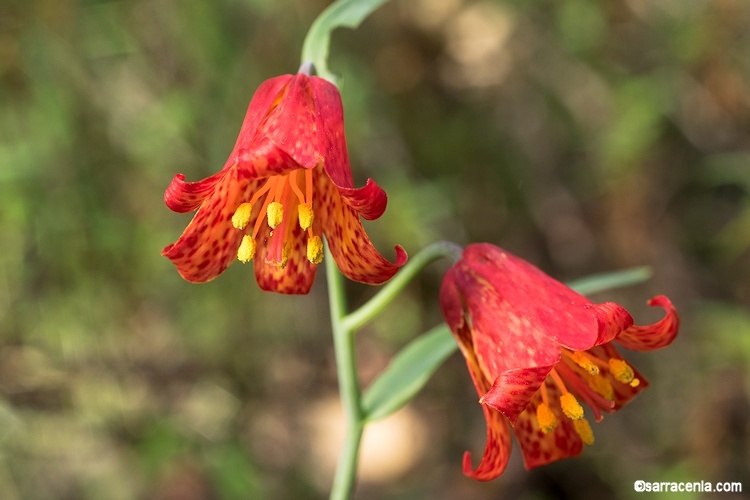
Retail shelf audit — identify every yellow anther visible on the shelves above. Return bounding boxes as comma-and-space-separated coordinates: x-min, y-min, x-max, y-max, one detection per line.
608, 358, 635, 384
560, 393, 584, 420
573, 419, 595, 445
587, 374, 615, 401
629, 378, 641, 388
535, 403, 557, 433
237, 235, 257, 263
307, 235, 324, 264
569, 351, 599, 375
231, 202, 253, 230
267, 201, 284, 229
298, 203, 314, 230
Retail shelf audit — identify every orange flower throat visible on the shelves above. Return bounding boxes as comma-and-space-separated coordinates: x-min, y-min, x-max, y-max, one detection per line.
231, 168, 323, 268
534, 348, 641, 446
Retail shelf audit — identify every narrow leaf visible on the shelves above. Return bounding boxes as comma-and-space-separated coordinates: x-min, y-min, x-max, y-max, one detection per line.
362, 324, 457, 422
567, 266, 652, 295
301, 0, 391, 82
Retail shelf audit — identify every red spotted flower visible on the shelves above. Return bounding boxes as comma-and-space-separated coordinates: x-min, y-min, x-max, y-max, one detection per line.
162, 65, 406, 294
439, 244, 679, 480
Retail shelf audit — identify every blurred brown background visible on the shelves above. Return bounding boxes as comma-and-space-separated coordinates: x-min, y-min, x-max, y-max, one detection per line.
1, 0, 749, 498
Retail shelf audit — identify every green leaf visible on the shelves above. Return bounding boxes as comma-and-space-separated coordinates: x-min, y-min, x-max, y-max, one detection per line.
301, 0, 391, 82
362, 324, 457, 422
567, 266, 652, 295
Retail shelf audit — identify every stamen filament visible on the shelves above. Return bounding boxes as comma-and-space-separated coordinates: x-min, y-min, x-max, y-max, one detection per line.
548, 368, 570, 395
289, 171, 306, 204
247, 178, 275, 207
252, 189, 276, 237
305, 169, 313, 204
540, 381, 551, 406
273, 174, 286, 202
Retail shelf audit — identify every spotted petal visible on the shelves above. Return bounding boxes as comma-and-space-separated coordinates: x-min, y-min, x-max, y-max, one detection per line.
513, 388, 583, 469
162, 139, 301, 283
481, 365, 557, 425
311, 77, 388, 221
616, 295, 679, 351
458, 338, 514, 481
162, 167, 255, 283
164, 170, 226, 214
318, 174, 406, 285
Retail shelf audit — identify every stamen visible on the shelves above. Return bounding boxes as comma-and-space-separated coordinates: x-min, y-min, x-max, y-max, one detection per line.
289, 171, 306, 204
305, 169, 313, 203
307, 235, 324, 264
277, 243, 290, 269
608, 358, 635, 385
298, 203, 314, 230
237, 235, 257, 263
573, 419, 595, 445
567, 350, 600, 375
586, 373, 615, 401
252, 181, 278, 237
560, 393, 584, 420
267, 201, 284, 228
536, 403, 557, 433
247, 178, 275, 207
231, 203, 254, 230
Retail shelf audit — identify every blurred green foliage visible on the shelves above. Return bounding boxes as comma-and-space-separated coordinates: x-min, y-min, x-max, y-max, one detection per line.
1, 0, 749, 498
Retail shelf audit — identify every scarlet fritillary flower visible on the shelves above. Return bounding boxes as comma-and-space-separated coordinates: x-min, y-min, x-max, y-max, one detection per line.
439, 243, 679, 480
162, 65, 406, 294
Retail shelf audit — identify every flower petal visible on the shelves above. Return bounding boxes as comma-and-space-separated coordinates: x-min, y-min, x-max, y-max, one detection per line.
336, 179, 388, 221
234, 137, 307, 179
162, 139, 300, 283
164, 170, 227, 213
459, 244, 634, 352
443, 251, 562, 379
616, 295, 679, 351
310, 78, 388, 220
464, 402, 513, 481
225, 75, 293, 169
260, 73, 321, 169
457, 340, 513, 481
162, 168, 261, 282
513, 391, 583, 469
318, 174, 406, 285
480, 365, 556, 425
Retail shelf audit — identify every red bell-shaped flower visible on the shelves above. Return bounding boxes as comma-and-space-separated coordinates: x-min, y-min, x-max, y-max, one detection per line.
439, 243, 679, 480
162, 68, 406, 294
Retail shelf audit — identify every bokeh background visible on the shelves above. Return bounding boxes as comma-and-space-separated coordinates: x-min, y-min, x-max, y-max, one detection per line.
2, 0, 749, 498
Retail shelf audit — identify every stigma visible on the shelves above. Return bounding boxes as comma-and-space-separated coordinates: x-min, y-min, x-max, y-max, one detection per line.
231, 169, 323, 267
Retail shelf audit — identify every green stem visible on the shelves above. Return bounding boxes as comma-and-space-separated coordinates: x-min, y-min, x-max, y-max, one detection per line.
301, 0, 392, 82
325, 240, 462, 499
343, 241, 463, 331
326, 241, 364, 500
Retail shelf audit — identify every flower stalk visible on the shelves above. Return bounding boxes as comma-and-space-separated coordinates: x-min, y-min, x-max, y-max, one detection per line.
325, 240, 464, 499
